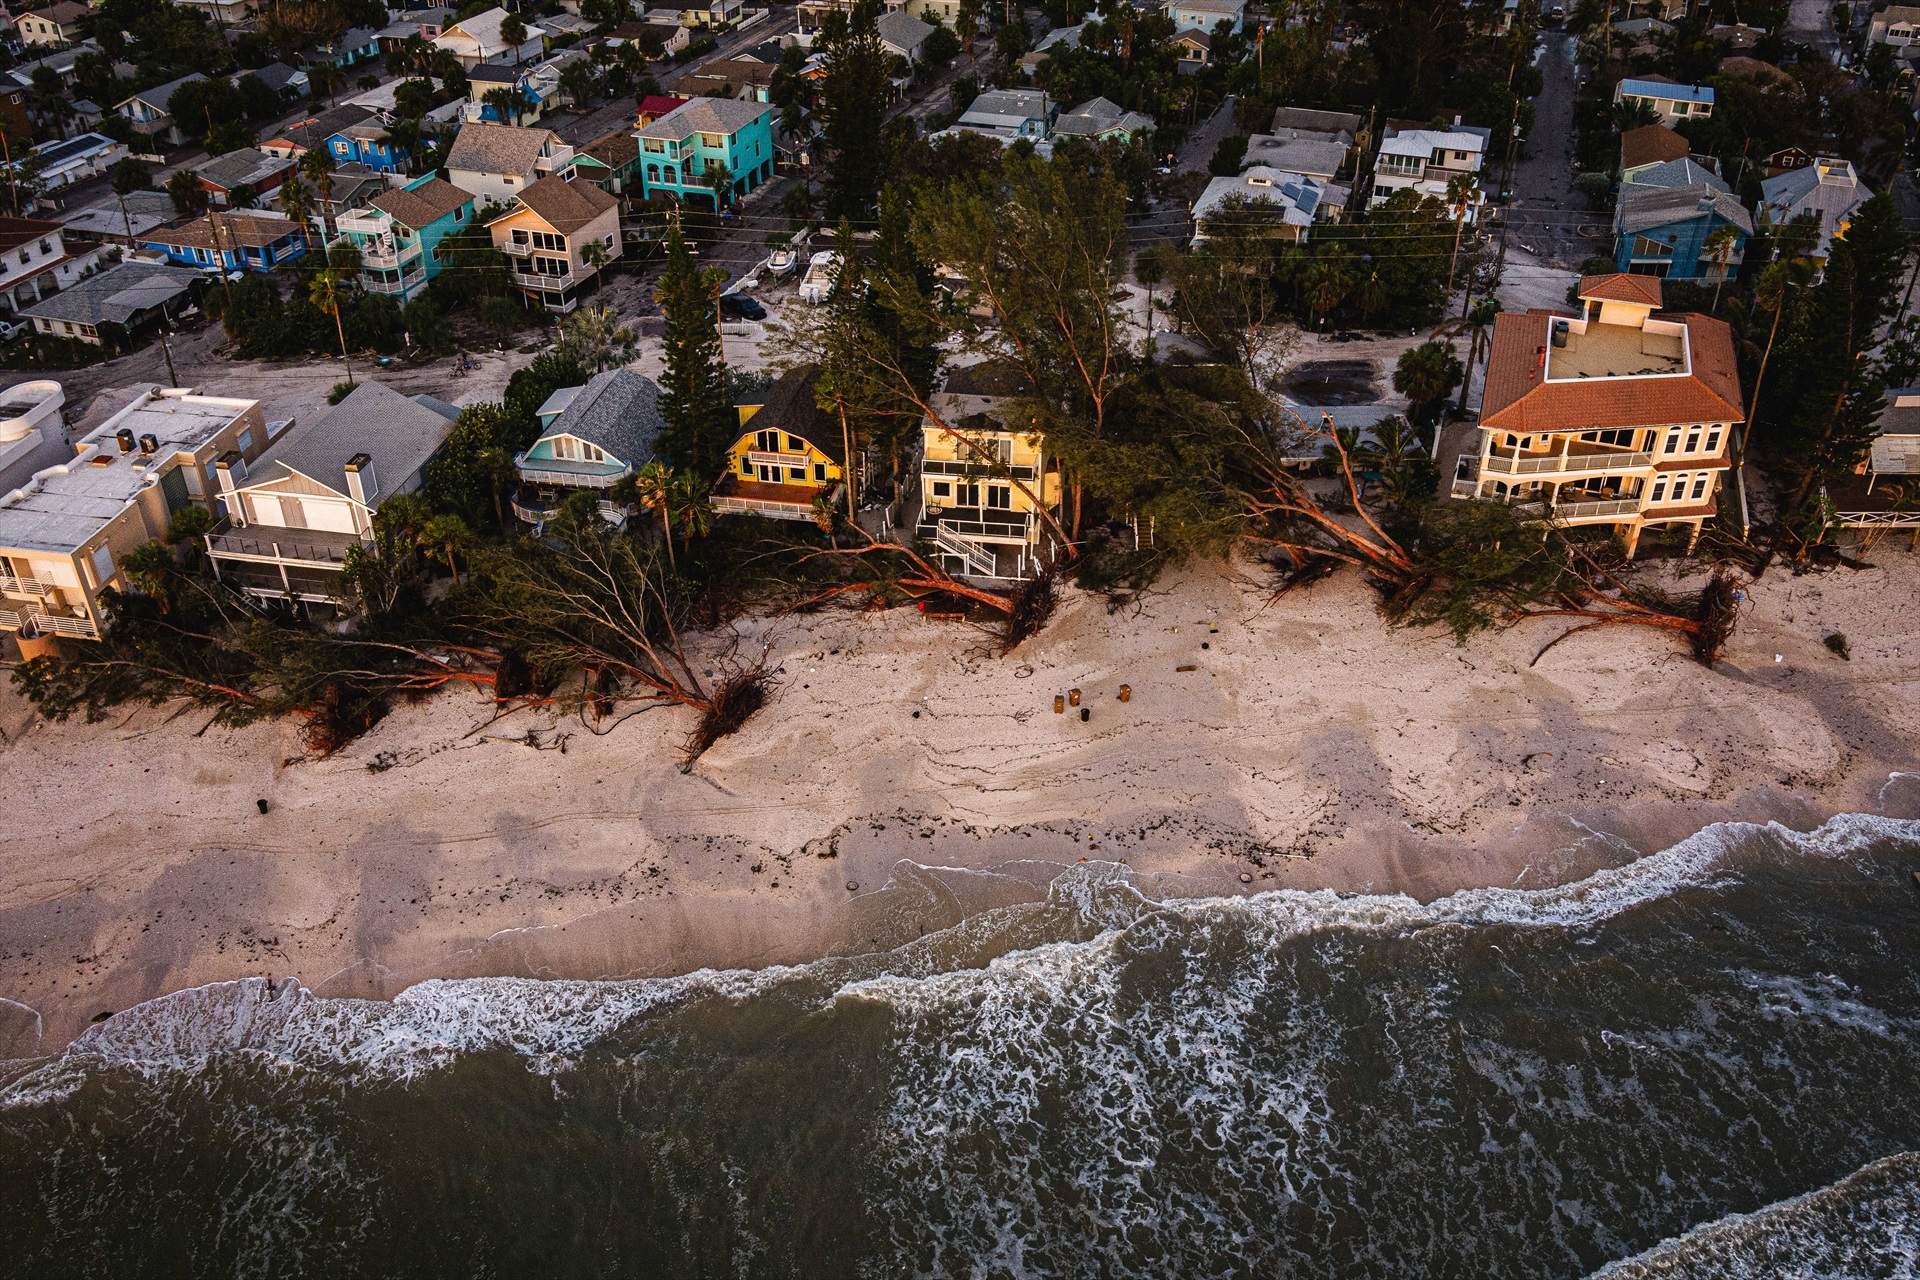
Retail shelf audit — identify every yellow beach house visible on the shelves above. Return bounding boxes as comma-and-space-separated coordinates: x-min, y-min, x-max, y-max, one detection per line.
709, 367, 849, 521
915, 361, 1062, 582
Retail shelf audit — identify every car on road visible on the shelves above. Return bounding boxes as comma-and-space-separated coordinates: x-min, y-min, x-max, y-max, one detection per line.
719, 293, 767, 321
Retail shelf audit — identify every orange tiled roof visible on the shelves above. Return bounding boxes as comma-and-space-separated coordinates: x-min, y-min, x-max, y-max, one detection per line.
1577, 273, 1666, 306
1480, 309, 1746, 433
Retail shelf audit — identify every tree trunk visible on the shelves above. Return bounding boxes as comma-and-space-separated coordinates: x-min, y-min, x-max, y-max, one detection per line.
1734, 301, 1784, 469
837, 392, 856, 522
333, 305, 354, 385
660, 499, 677, 574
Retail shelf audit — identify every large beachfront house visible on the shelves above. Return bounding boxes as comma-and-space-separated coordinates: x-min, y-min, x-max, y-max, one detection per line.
634, 97, 777, 209
1453, 274, 1743, 557
333, 177, 476, 301
709, 367, 848, 521
915, 362, 1062, 583
485, 172, 621, 314
0, 388, 269, 644
512, 369, 663, 527
205, 382, 460, 606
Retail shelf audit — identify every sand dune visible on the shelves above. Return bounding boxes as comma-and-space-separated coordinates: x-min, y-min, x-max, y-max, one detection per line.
2, 556, 1917, 1056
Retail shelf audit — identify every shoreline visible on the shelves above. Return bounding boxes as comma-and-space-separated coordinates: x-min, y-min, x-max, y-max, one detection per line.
3, 559, 1919, 1057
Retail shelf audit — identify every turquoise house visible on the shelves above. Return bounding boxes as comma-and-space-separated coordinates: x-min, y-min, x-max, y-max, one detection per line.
332, 176, 476, 301
634, 97, 776, 209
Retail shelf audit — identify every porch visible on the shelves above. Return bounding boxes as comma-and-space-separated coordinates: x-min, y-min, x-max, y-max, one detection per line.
709, 475, 835, 521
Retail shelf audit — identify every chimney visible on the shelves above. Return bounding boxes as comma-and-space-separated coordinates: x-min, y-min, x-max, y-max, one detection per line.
138, 433, 158, 455
343, 452, 377, 506
115, 428, 135, 453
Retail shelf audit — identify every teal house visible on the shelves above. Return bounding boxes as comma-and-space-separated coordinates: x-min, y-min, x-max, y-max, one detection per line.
634, 97, 776, 209
332, 176, 476, 301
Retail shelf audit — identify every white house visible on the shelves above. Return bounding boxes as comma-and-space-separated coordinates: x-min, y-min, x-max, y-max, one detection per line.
1192, 167, 1345, 243
443, 121, 573, 207
433, 6, 547, 69
1868, 5, 1920, 46
1369, 121, 1491, 217
0, 215, 104, 316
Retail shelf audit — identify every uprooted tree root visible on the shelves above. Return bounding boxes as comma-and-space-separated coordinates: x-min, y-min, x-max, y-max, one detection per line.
682, 664, 773, 766
1523, 568, 1745, 667
997, 568, 1060, 653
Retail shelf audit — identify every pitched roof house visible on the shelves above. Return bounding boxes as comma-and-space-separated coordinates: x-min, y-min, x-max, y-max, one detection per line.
1759, 156, 1872, 261
512, 369, 664, 525
444, 121, 572, 206
484, 171, 621, 313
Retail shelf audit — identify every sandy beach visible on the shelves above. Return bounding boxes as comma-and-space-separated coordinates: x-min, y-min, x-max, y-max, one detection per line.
1, 554, 1917, 1057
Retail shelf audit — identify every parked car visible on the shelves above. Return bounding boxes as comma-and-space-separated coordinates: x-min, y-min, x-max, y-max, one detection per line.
0, 319, 25, 343
719, 293, 767, 321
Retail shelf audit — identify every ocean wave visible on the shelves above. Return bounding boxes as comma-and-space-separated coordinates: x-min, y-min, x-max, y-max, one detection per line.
4, 812, 1915, 1112
1587, 1151, 1920, 1279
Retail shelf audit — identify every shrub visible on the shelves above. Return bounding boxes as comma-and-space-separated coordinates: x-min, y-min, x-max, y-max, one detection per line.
328, 380, 356, 404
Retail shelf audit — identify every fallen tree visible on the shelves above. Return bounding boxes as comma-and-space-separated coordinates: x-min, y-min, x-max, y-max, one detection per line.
1242, 411, 1747, 666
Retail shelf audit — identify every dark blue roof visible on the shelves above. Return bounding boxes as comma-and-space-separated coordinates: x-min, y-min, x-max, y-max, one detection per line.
30, 132, 117, 167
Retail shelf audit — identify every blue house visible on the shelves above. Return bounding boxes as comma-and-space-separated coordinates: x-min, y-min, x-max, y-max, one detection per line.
634, 97, 777, 209
333, 176, 476, 301
1612, 159, 1753, 281
328, 120, 411, 174
140, 211, 309, 273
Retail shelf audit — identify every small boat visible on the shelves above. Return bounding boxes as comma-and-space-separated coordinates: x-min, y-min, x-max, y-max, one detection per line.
766, 247, 798, 278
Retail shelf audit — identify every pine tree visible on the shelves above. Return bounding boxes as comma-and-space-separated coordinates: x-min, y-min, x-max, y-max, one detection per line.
654, 222, 731, 481
815, 0, 890, 218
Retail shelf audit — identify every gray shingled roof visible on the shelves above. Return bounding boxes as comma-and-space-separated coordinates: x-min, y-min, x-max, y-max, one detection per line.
1623, 156, 1726, 192
445, 121, 559, 176
119, 72, 207, 115
876, 9, 933, 50
635, 96, 773, 142
195, 147, 290, 192
532, 368, 662, 464
260, 381, 458, 502
1616, 182, 1754, 235
20, 261, 199, 326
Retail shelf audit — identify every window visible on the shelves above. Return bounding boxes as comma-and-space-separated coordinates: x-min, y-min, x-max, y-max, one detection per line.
1651, 476, 1668, 502
15, 250, 27, 265
931, 480, 951, 498
1691, 474, 1710, 500
813, 462, 826, 481
37, 238, 49, 253
1684, 429, 1700, 452
1662, 430, 1679, 455
237, 428, 254, 453
786, 434, 806, 452
986, 485, 1011, 510
1633, 236, 1673, 258
740, 456, 753, 475
755, 428, 780, 452
1704, 429, 1722, 454
787, 466, 804, 481
1581, 429, 1634, 448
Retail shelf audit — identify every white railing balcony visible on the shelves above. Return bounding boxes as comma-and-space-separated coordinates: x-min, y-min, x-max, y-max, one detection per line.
0, 572, 53, 598
29, 612, 99, 639
1514, 496, 1645, 522
500, 240, 535, 256
362, 269, 426, 295
1481, 449, 1654, 478
747, 450, 809, 469
514, 458, 629, 488
921, 456, 1037, 480
709, 494, 817, 520
511, 266, 576, 288
1451, 475, 1482, 499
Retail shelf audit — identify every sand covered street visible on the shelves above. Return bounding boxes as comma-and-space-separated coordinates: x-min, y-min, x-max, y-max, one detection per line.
2, 556, 1918, 1056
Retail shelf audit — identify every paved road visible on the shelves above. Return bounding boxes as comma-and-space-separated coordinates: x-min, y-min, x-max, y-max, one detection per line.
1502, 30, 1601, 270
1175, 93, 1236, 174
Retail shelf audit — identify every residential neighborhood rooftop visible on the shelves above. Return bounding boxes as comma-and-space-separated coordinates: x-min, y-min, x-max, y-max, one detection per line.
446, 121, 563, 174
260, 381, 461, 498
534, 369, 663, 463
18, 261, 200, 327
507, 173, 617, 232
369, 178, 472, 228
635, 97, 773, 142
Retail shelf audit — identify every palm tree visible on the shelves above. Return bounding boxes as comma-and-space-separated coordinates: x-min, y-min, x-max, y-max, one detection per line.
500, 12, 529, 66
1458, 296, 1499, 413
580, 239, 608, 292
1734, 259, 1809, 468
483, 86, 528, 125
308, 60, 341, 105
1304, 248, 1353, 325
300, 147, 336, 233
706, 160, 734, 211
1443, 172, 1476, 293
1393, 340, 1464, 427
1134, 244, 1164, 336
277, 174, 314, 253
418, 514, 473, 584
634, 460, 678, 572
476, 445, 517, 531
1351, 268, 1390, 324
385, 116, 423, 176
1702, 223, 1742, 313
308, 268, 354, 386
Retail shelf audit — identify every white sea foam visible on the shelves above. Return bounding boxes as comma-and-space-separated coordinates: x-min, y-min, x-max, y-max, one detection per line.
1587, 1150, 1920, 1279
4, 811, 1914, 1114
